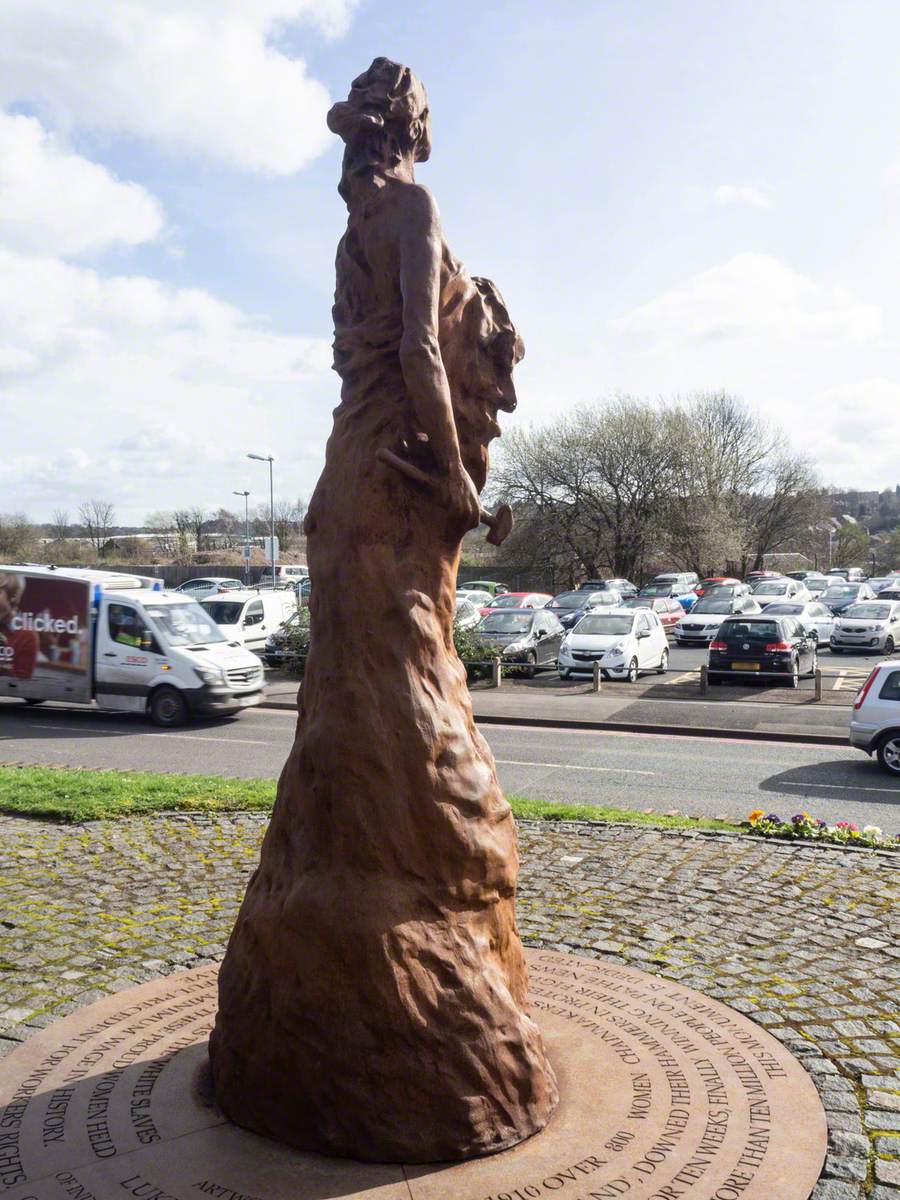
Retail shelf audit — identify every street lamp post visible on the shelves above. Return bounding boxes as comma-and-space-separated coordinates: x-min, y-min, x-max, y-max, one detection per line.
233, 490, 250, 584
248, 454, 276, 586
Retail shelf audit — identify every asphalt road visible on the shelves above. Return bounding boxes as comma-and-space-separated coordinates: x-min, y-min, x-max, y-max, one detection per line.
3, 704, 897, 831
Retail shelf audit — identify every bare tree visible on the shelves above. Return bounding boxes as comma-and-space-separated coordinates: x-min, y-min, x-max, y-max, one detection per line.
171, 507, 208, 552
77, 500, 115, 556
492, 399, 678, 581
49, 509, 70, 542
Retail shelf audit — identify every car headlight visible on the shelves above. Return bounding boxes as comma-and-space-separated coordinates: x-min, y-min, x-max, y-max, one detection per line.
609, 642, 626, 655
560, 635, 571, 651
195, 666, 225, 686
505, 641, 525, 654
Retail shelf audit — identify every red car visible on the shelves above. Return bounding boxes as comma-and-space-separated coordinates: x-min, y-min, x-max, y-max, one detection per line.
695, 576, 741, 597
619, 595, 683, 632
478, 591, 553, 618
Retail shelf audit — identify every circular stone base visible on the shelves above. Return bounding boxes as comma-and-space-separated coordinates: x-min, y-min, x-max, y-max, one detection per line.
0, 951, 826, 1199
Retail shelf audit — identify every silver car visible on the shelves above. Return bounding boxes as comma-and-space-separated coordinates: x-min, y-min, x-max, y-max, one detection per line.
750, 578, 811, 607
831, 601, 900, 655
675, 593, 761, 644
454, 597, 482, 631
763, 600, 835, 647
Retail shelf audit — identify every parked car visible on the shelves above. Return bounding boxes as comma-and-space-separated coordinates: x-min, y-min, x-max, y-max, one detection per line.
704, 581, 751, 597
744, 570, 783, 585
463, 579, 509, 596
175, 577, 243, 600
201, 590, 298, 653
849, 661, 900, 775
805, 577, 831, 595
544, 588, 622, 629
454, 597, 482, 631
258, 564, 309, 590
675, 593, 762, 644
875, 586, 900, 602
478, 591, 553, 618
868, 576, 900, 597
763, 601, 836, 647
708, 614, 818, 687
750, 578, 811, 607
649, 571, 700, 592
638, 581, 698, 611
786, 570, 828, 583
820, 581, 876, 615
472, 608, 564, 676
557, 608, 669, 682
456, 588, 494, 609
831, 567, 866, 583
830, 601, 900, 656
263, 608, 309, 668
618, 595, 684, 633
578, 577, 638, 598
695, 576, 741, 597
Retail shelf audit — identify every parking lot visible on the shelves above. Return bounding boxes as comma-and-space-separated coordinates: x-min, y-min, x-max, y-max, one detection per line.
467, 637, 886, 702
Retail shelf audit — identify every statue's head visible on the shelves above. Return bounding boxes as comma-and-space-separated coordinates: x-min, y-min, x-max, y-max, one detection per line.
328, 59, 431, 197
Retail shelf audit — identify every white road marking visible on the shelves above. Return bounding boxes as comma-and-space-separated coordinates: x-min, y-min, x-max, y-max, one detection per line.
495, 758, 654, 776
780, 780, 900, 795
19, 723, 269, 746
663, 672, 697, 686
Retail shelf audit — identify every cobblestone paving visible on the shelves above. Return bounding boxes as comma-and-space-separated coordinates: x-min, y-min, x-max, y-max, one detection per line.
0, 813, 897, 1198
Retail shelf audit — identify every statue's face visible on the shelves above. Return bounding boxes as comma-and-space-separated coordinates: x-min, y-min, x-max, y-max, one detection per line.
415, 108, 432, 163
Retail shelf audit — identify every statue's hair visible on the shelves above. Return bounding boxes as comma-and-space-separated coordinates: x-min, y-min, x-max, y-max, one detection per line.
328, 58, 429, 199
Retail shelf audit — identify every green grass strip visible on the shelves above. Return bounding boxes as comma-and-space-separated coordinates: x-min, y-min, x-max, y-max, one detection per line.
0, 765, 738, 830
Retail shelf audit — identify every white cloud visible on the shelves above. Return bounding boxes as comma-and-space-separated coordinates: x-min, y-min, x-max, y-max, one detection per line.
0, 0, 356, 174
0, 247, 336, 516
0, 112, 164, 256
615, 253, 882, 349
804, 379, 900, 487
713, 183, 774, 210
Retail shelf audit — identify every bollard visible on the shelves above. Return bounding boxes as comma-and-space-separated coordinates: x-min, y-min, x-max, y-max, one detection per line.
592, 661, 602, 693
491, 659, 501, 689
814, 668, 822, 702
700, 664, 708, 695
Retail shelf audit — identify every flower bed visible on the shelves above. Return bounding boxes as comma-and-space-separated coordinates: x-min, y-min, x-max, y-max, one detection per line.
745, 809, 899, 850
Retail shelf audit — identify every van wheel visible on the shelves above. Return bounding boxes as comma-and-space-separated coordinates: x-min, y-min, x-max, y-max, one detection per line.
876, 732, 900, 775
149, 687, 188, 728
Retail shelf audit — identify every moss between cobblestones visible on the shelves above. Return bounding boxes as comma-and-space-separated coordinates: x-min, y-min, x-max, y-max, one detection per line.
0, 766, 739, 830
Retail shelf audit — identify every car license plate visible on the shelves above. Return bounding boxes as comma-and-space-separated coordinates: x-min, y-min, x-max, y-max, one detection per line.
731, 662, 759, 671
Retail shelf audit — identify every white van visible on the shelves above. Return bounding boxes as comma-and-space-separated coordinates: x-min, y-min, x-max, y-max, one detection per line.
201, 590, 298, 652
0, 565, 264, 726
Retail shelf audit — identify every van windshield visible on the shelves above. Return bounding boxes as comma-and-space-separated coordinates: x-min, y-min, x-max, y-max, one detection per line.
201, 601, 244, 626
146, 603, 226, 647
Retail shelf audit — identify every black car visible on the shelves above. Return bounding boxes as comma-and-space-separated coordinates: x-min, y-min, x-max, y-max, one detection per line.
545, 588, 621, 629
473, 609, 564, 676
708, 615, 817, 687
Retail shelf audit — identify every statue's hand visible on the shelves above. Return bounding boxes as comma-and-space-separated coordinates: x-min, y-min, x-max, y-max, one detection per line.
443, 459, 481, 532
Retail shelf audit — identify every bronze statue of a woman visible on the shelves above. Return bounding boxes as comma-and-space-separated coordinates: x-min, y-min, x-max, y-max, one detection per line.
210, 57, 558, 1163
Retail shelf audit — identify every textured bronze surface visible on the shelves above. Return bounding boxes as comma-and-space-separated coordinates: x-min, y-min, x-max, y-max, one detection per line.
0, 954, 827, 1197
208, 58, 556, 1162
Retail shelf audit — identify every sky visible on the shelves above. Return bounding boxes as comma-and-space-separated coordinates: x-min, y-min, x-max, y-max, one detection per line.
3, 0, 900, 523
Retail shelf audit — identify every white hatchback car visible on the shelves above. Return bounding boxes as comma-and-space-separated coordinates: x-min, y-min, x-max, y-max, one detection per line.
557, 607, 669, 682
850, 661, 900, 775
831, 601, 900, 656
